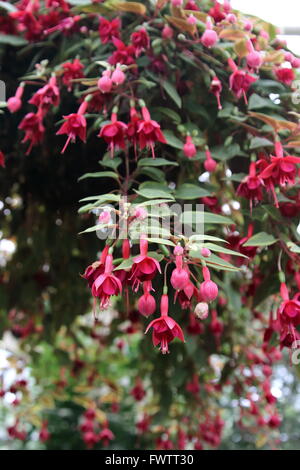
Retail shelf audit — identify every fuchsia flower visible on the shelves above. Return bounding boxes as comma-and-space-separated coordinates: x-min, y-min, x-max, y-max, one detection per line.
18, 111, 45, 154
210, 75, 222, 110
170, 245, 189, 291
237, 161, 263, 211
56, 100, 87, 153
246, 39, 263, 71
130, 236, 161, 290
201, 18, 218, 48
98, 423, 115, 446
7, 84, 24, 113
199, 266, 218, 302
109, 38, 135, 66
61, 58, 84, 91
183, 135, 197, 158
275, 67, 295, 86
278, 282, 300, 326
137, 105, 167, 158
138, 281, 156, 317
130, 28, 150, 56
111, 66, 126, 85
29, 76, 60, 111
204, 147, 217, 172
92, 252, 122, 308
98, 70, 113, 93
83, 245, 109, 288
127, 105, 140, 158
98, 111, 127, 158
0, 151, 5, 168
228, 58, 257, 104
98, 17, 121, 44
145, 294, 185, 354
194, 302, 209, 319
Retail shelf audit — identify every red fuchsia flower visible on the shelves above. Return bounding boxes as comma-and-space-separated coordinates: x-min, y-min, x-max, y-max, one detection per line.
130, 237, 161, 290
199, 266, 218, 302
29, 76, 60, 112
210, 75, 222, 110
187, 312, 205, 335
18, 111, 45, 155
201, 18, 218, 48
268, 414, 281, 429
109, 38, 135, 66
98, 70, 113, 93
0, 151, 5, 168
39, 422, 50, 443
98, 111, 127, 158
275, 67, 295, 86
145, 293, 185, 354
204, 147, 217, 172
278, 282, 300, 326
83, 245, 109, 289
114, 239, 132, 285
98, 423, 115, 447
98, 17, 120, 44
228, 58, 257, 104
237, 161, 264, 211
130, 379, 146, 401
194, 302, 209, 320
7, 83, 24, 113
170, 246, 189, 291
177, 281, 197, 309
186, 373, 200, 395
56, 100, 88, 153
185, 0, 200, 10
111, 66, 126, 86
183, 135, 197, 158
83, 431, 99, 449
138, 281, 156, 317
246, 39, 263, 72
127, 105, 140, 158
61, 58, 84, 91
45, 0, 70, 11
137, 104, 167, 158
130, 28, 150, 57
209, 1, 226, 23
92, 252, 122, 308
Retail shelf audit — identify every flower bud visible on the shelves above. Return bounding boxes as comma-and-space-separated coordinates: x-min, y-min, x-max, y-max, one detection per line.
138, 293, 156, 317
98, 74, 113, 93
201, 247, 211, 257
201, 29, 218, 48
171, 268, 189, 291
200, 280, 218, 302
194, 302, 209, 319
111, 67, 126, 86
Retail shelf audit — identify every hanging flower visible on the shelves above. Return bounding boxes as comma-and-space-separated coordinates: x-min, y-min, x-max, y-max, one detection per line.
210, 75, 222, 110
183, 135, 197, 158
201, 18, 218, 48
130, 236, 161, 290
7, 83, 24, 113
29, 76, 60, 112
137, 103, 167, 158
98, 17, 121, 44
56, 100, 88, 153
91, 252, 122, 308
98, 110, 127, 158
237, 161, 263, 211
199, 266, 218, 302
228, 58, 257, 104
275, 67, 295, 86
61, 58, 84, 91
18, 111, 45, 155
130, 28, 150, 57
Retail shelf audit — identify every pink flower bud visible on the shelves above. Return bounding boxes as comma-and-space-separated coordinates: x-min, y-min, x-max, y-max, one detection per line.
194, 302, 209, 320
291, 57, 300, 68
226, 13, 237, 24
243, 19, 253, 32
201, 29, 218, 48
98, 75, 113, 93
201, 247, 211, 257
174, 245, 184, 256
162, 25, 173, 39
134, 207, 148, 220
183, 135, 197, 158
99, 210, 111, 224
204, 148, 217, 172
7, 97, 22, 113
111, 67, 126, 86
187, 14, 197, 25
138, 293, 156, 317
247, 51, 263, 70
284, 52, 293, 62
171, 268, 189, 291
200, 280, 218, 302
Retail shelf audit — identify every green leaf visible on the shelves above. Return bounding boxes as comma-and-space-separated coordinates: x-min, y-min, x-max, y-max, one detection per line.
114, 258, 134, 271
189, 234, 228, 243
204, 243, 248, 258
189, 251, 239, 271
249, 137, 274, 149
146, 238, 175, 246
0, 34, 28, 46
138, 158, 178, 167
99, 153, 122, 170
162, 80, 182, 108
287, 242, 300, 253
248, 93, 278, 110
243, 232, 277, 247
204, 213, 233, 224
135, 182, 174, 200
79, 223, 112, 234
180, 211, 233, 225
175, 184, 211, 200
163, 130, 183, 149
153, 107, 181, 124
138, 167, 165, 182
208, 143, 245, 161
78, 171, 119, 181
137, 198, 174, 206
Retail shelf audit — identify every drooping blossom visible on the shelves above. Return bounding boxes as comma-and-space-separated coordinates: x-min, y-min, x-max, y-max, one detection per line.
237, 161, 263, 211
210, 75, 222, 110
183, 135, 197, 158
130, 28, 150, 56
275, 67, 295, 86
201, 18, 218, 48
98, 70, 113, 93
228, 58, 257, 104
204, 147, 217, 172
199, 266, 218, 302
111, 66, 126, 86
56, 100, 88, 153
130, 378, 146, 401
98, 17, 121, 44
194, 302, 209, 320
138, 281, 156, 317
170, 245, 189, 291
145, 293, 185, 354
278, 282, 300, 326
109, 38, 135, 66
18, 111, 45, 154
82, 245, 109, 289
7, 83, 24, 113
91, 252, 122, 308
98, 111, 127, 158
130, 236, 161, 290
246, 39, 263, 72
61, 58, 84, 91
137, 104, 167, 158
29, 75, 60, 112
98, 423, 115, 447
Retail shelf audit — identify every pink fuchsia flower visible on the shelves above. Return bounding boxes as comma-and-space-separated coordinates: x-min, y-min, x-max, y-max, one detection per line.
137, 281, 156, 317
98, 17, 121, 44
199, 266, 218, 302
162, 25, 173, 39
183, 135, 197, 158
204, 147, 217, 172
170, 246, 189, 291
18, 111, 45, 155
201, 247, 211, 257
56, 100, 88, 153
111, 66, 126, 86
177, 281, 197, 309
137, 104, 167, 158
98, 423, 115, 447
201, 18, 218, 48
29, 76, 60, 112
246, 39, 263, 72
127, 105, 140, 158
130, 236, 161, 290
145, 293, 185, 354
98, 111, 127, 158
82, 245, 109, 289
61, 58, 84, 91
7, 83, 24, 113
237, 161, 264, 211
134, 206, 148, 220
228, 58, 257, 104
0, 151, 5, 168
39, 422, 50, 443
210, 75, 222, 110
98, 70, 113, 93
92, 253, 122, 308
275, 67, 295, 86
209, 1, 226, 23
109, 38, 135, 66
278, 282, 300, 326
130, 379, 146, 401
130, 28, 150, 57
